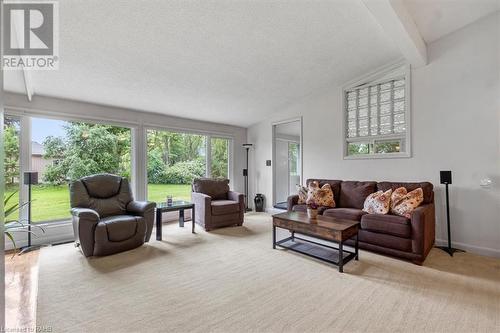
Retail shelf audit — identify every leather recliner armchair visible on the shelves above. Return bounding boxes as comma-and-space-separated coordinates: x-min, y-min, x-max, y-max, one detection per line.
70, 173, 156, 257
191, 178, 245, 231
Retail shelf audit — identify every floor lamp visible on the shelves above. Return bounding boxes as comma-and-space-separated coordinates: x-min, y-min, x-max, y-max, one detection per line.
242, 143, 253, 211
436, 170, 464, 256
20, 171, 39, 255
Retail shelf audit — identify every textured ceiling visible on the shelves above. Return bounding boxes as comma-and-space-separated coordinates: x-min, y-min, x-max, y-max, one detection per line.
4, 0, 402, 127
405, 0, 500, 43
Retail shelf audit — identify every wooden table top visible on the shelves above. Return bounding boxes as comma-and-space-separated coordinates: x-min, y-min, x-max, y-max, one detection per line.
273, 212, 360, 242
273, 211, 359, 231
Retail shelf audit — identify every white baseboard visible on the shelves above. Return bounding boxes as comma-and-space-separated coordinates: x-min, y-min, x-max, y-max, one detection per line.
435, 239, 500, 258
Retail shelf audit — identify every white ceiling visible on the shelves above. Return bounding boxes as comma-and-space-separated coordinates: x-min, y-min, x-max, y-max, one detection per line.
4, 0, 401, 127
4, 0, 498, 127
405, 0, 500, 43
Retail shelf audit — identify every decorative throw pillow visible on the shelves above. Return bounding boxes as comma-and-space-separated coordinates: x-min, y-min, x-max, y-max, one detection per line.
390, 187, 424, 218
296, 184, 308, 204
363, 189, 392, 214
306, 181, 335, 208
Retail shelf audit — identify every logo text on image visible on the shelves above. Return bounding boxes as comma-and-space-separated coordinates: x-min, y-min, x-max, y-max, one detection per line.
2, 1, 59, 70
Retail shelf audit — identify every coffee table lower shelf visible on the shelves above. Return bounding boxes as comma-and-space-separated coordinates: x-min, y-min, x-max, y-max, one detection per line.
275, 235, 358, 272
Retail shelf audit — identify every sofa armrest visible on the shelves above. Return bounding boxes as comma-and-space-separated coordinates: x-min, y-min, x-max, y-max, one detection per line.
287, 195, 299, 212
410, 204, 436, 258
71, 208, 100, 257
192, 192, 212, 228
127, 201, 156, 242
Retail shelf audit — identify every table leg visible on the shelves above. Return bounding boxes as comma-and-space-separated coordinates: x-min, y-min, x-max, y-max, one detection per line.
191, 206, 195, 233
272, 225, 276, 249
338, 241, 344, 273
179, 209, 185, 227
355, 233, 359, 261
156, 209, 162, 241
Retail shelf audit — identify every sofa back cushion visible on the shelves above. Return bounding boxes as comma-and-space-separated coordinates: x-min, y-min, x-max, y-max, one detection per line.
306, 179, 342, 204
377, 181, 434, 204
192, 178, 229, 200
338, 181, 377, 209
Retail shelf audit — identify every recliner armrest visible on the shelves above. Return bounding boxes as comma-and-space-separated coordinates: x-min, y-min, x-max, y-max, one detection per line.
127, 201, 156, 215
71, 207, 100, 257
71, 207, 100, 221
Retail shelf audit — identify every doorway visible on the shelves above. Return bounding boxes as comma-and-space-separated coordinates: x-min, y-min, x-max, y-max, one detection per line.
272, 118, 302, 210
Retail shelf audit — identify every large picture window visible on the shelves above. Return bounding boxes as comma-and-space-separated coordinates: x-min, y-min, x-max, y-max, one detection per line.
146, 130, 207, 202
344, 64, 410, 158
30, 117, 132, 222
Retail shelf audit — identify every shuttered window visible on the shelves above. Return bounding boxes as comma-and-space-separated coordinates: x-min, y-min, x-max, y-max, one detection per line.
344, 65, 410, 158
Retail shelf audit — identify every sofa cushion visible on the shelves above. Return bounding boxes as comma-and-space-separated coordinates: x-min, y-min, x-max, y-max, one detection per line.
391, 187, 424, 218
306, 181, 335, 207
100, 215, 141, 242
377, 181, 434, 204
358, 230, 412, 252
193, 178, 229, 200
306, 179, 342, 204
211, 200, 240, 215
292, 205, 329, 214
338, 181, 377, 209
296, 185, 308, 204
363, 189, 392, 214
361, 213, 411, 238
323, 208, 367, 221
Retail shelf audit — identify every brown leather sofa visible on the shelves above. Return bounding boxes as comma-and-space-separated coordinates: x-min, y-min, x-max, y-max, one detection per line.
191, 178, 245, 231
70, 174, 156, 257
288, 179, 435, 265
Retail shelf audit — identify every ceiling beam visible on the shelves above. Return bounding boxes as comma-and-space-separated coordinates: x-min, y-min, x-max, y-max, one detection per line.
11, 13, 35, 101
362, 0, 427, 68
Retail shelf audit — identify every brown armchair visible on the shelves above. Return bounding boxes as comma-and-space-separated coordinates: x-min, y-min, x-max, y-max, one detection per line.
191, 178, 244, 231
70, 174, 156, 257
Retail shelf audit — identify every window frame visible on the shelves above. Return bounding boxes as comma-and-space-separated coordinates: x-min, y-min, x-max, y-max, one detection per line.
341, 62, 411, 159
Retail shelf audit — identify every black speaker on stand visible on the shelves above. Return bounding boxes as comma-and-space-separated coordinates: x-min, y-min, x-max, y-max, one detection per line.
436, 171, 464, 256
19, 171, 39, 255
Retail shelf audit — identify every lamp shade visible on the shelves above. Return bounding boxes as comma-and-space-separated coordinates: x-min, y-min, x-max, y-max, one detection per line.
24, 171, 39, 185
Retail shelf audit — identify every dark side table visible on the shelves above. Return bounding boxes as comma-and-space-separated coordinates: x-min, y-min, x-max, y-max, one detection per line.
156, 200, 195, 241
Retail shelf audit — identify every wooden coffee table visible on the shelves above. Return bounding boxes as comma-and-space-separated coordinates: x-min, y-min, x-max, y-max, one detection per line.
272, 212, 359, 273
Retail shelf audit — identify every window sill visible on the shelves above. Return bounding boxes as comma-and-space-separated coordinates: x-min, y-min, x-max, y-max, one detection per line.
344, 152, 411, 160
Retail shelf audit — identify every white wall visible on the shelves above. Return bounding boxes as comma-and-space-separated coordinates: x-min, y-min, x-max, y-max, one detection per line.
248, 12, 500, 257
4, 92, 247, 195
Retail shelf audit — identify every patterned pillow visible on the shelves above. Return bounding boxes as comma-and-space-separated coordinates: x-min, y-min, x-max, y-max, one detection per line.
390, 187, 424, 218
296, 185, 308, 204
363, 189, 392, 214
306, 181, 335, 208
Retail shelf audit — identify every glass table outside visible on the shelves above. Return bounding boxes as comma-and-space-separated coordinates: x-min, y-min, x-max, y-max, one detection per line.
156, 200, 195, 241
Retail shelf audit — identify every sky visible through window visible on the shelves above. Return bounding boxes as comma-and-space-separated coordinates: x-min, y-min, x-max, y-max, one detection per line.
32, 118, 66, 143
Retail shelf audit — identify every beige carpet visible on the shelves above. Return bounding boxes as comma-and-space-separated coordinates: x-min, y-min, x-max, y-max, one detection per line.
37, 213, 500, 333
